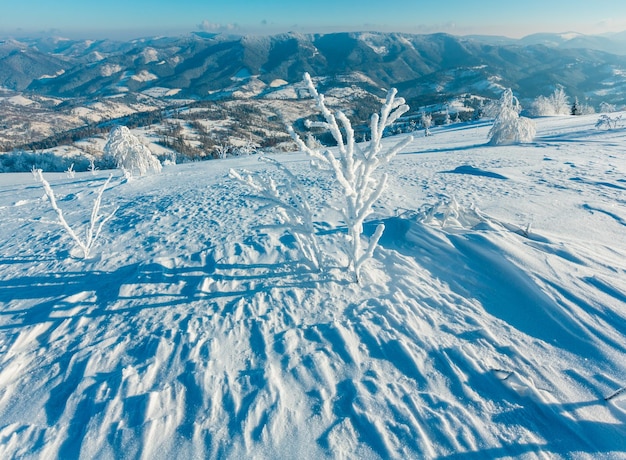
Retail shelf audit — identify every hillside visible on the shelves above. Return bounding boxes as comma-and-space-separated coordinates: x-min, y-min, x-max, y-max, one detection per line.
0, 114, 625, 459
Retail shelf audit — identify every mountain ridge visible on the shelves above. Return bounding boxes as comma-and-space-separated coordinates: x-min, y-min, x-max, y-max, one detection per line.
2, 31, 626, 107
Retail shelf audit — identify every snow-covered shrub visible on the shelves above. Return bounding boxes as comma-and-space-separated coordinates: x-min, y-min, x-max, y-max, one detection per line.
421, 112, 432, 136
213, 144, 230, 159
599, 102, 617, 113
529, 95, 555, 116
234, 139, 259, 156
65, 163, 76, 178
596, 114, 623, 130
529, 86, 571, 116
104, 126, 161, 177
31, 165, 41, 180
289, 73, 412, 283
230, 157, 322, 271
419, 196, 486, 231
37, 171, 117, 259
88, 158, 98, 175
549, 86, 570, 115
488, 89, 536, 145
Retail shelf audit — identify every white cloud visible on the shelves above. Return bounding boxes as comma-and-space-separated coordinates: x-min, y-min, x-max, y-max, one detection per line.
198, 20, 239, 33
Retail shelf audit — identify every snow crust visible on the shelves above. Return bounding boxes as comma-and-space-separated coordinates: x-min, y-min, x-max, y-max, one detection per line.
0, 115, 625, 459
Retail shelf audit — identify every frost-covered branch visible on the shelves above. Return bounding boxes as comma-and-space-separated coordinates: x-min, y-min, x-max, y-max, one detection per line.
37, 171, 117, 259
289, 72, 412, 283
229, 156, 322, 271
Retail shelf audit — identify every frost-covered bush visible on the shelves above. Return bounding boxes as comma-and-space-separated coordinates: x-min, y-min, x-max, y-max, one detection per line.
213, 144, 230, 159
231, 74, 411, 282
596, 114, 623, 130
529, 86, 571, 116
530, 96, 556, 116
421, 112, 432, 136
489, 89, 536, 145
550, 86, 571, 115
104, 126, 161, 177
65, 163, 76, 178
234, 139, 259, 156
289, 73, 412, 283
599, 102, 617, 114
37, 171, 117, 259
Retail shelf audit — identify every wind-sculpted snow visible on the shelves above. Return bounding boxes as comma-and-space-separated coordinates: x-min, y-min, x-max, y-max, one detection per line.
0, 114, 625, 459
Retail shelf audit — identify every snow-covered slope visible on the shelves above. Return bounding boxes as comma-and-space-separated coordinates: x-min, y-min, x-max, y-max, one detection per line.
0, 115, 625, 459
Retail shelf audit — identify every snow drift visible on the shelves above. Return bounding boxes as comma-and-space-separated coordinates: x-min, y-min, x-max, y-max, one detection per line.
0, 114, 625, 459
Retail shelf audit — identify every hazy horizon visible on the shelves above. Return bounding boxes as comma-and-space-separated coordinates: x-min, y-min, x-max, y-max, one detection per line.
2, 0, 626, 41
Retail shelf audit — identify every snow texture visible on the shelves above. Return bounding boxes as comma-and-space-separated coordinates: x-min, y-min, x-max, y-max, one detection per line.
0, 114, 625, 459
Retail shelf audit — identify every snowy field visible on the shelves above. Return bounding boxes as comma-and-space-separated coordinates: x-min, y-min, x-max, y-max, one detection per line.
0, 114, 625, 459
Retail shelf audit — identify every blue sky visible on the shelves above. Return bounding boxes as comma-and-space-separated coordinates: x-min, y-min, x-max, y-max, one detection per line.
2, 0, 626, 39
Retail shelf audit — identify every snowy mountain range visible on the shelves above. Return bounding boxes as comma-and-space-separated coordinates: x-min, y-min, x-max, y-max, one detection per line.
4, 30, 626, 165
3, 31, 626, 106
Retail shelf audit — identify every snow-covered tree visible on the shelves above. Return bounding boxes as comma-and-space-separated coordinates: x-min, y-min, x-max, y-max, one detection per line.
488, 88, 536, 145
235, 138, 259, 156
571, 97, 582, 116
529, 86, 571, 116
104, 126, 161, 177
578, 100, 596, 115
213, 144, 230, 159
529, 95, 555, 116
420, 112, 432, 136
289, 73, 412, 283
599, 101, 617, 113
550, 86, 570, 115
